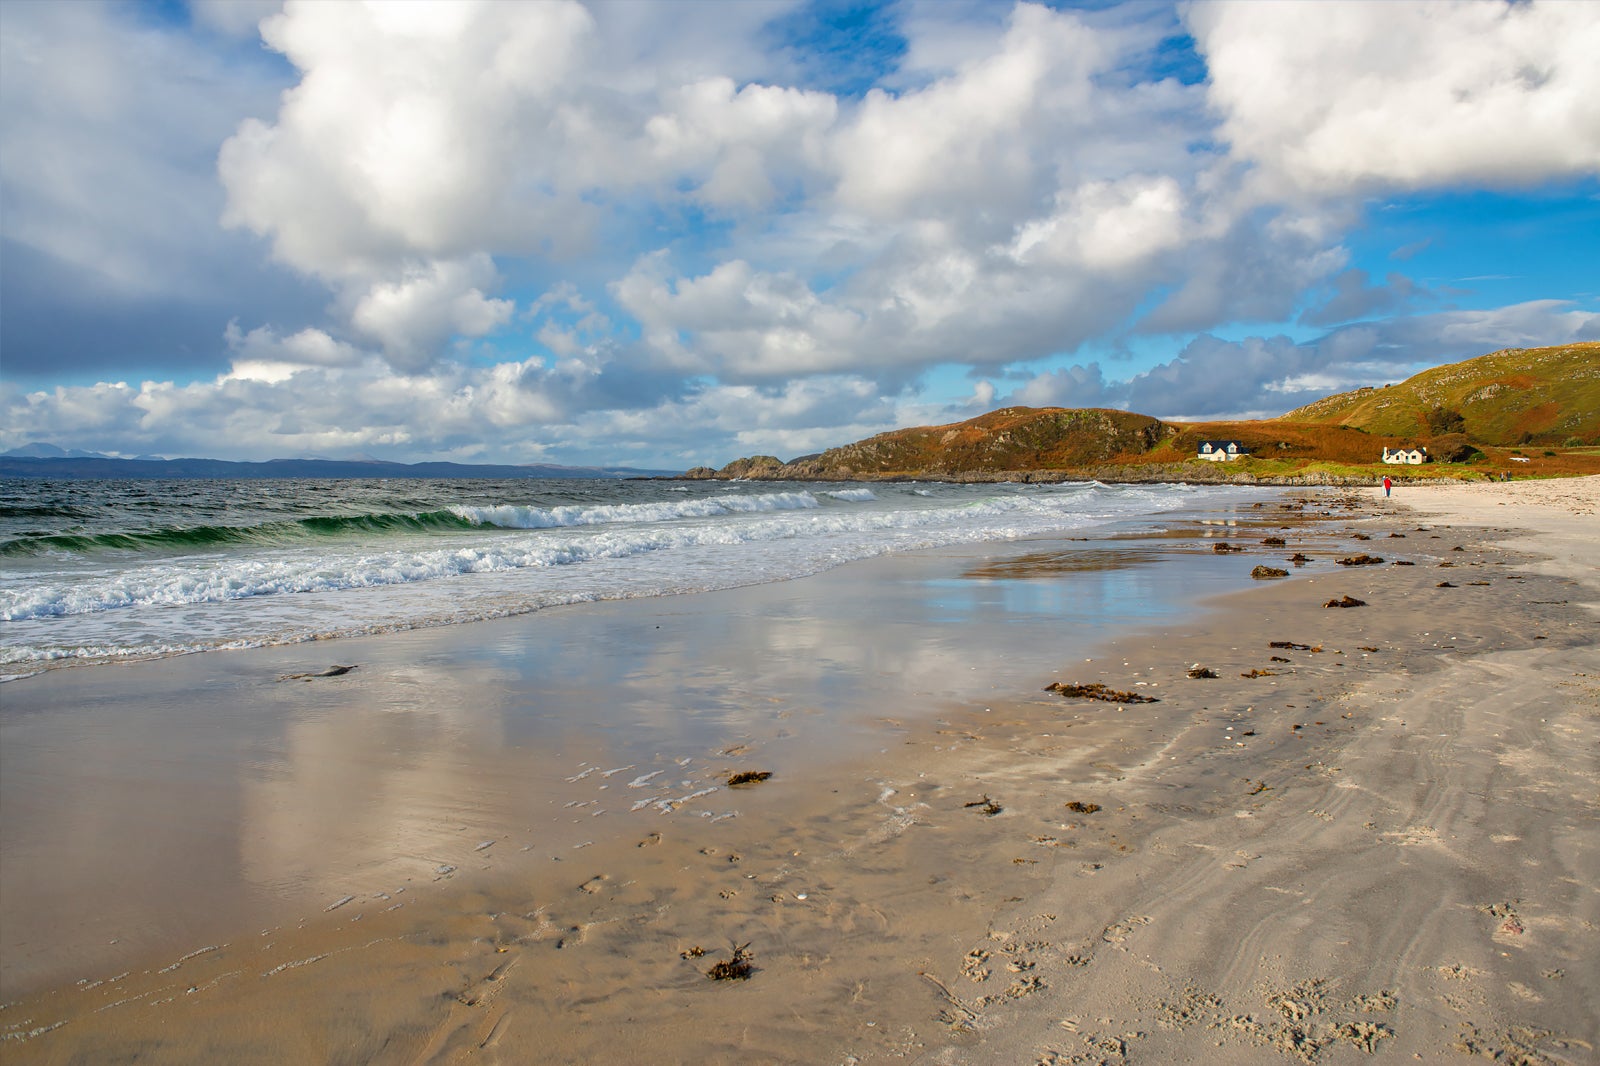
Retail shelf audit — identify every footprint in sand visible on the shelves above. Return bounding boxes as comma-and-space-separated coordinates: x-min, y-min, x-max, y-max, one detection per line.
1101, 915, 1151, 943
455, 957, 518, 1006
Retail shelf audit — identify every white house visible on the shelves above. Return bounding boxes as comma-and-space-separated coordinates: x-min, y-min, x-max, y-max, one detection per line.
1382, 446, 1430, 465
1197, 440, 1250, 461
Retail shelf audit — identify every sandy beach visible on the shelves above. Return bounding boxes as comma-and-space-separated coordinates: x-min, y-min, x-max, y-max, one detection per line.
2, 477, 1596, 1065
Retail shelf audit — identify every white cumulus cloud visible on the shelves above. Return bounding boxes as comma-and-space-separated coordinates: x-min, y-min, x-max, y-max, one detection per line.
349, 256, 515, 370
1191, 0, 1600, 196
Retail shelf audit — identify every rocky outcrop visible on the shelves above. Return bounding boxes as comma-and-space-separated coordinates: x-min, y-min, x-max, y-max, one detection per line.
713, 455, 787, 479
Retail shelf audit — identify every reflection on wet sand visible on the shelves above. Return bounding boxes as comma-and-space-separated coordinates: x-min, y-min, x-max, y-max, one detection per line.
964, 546, 1162, 579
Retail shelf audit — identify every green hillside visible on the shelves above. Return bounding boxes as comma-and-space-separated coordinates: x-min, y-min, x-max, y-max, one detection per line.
1280, 342, 1600, 446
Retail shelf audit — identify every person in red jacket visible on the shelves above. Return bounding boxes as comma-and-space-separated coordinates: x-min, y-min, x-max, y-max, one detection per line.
1383, 475, 1393, 498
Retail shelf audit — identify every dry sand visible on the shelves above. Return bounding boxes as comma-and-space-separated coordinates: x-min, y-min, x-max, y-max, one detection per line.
2, 478, 1595, 1065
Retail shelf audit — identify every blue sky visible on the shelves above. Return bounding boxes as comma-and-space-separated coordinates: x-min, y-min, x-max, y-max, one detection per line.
1, 0, 1596, 468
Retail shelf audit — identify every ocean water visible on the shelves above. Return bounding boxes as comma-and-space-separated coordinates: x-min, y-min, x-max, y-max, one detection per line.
0, 477, 1238, 676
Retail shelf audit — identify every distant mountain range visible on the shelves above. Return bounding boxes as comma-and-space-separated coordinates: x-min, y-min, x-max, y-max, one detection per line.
688, 342, 1600, 482
0, 452, 681, 480
2, 442, 169, 461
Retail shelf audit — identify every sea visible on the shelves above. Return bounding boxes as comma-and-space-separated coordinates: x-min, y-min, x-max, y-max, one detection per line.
0, 477, 1247, 679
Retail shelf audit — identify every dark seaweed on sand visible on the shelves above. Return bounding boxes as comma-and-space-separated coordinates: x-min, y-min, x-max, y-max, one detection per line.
278, 664, 359, 681
726, 771, 772, 787
1323, 596, 1366, 608
964, 794, 1003, 816
706, 942, 755, 981
1044, 682, 1158, 704
1064, 801, 1101, 814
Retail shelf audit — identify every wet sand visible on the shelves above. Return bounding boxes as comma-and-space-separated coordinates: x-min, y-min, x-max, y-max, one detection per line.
2, 479, 1596, 1064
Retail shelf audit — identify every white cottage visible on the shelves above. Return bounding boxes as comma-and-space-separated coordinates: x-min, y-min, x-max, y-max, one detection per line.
1382, 446, 1429, 465
1197, 440, 1250, 461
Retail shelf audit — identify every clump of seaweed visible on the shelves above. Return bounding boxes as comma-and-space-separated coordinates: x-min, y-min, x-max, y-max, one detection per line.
1045, 682, 1159, 704
706, 942, 755, 981
1212, 542, 1244, 553
1337, 554, 1384, 566
1187, 665, 1219, 679
278, 664, 359, 681
727, 771, 773, 787
1064, 801, 1101, 814
1323, 596, 1366, 608
1252, 565, 1289, 579
1288, 553, 1312, 565
964, 794, 1003, 816
1262, 536, 1287, 546
1241, 668, 1280, 678
1269, 640, 1315, 651
1437, 581, 1457, 588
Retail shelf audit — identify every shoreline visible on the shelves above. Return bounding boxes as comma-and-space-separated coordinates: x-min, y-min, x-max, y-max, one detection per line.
2, 479, 1595, 1064
0, 480, 1227, 682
